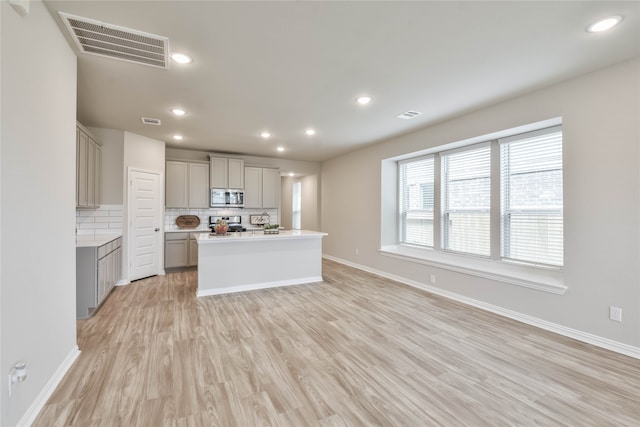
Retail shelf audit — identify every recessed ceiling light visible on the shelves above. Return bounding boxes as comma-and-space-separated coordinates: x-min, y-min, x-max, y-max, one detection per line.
305, 129, 316, 136
172, 135, 183, 141
171, 108, 186, 116
289, 173, 294, 177
277, 146, 285, 152
170, 52, 192, 64
357, 96, 372, 105
587, 16, 622, 33
260, 131, 271, 139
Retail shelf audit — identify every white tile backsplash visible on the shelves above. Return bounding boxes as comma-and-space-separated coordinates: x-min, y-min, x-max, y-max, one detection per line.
76, 204, 124, 236
165, 208, 279, 229
77, 205, 280, 237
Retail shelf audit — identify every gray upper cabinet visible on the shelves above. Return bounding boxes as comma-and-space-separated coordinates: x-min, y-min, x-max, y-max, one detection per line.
210, 156, 244, 189
76, 122, 102, 209
209, 157, 228, 188
228, 158, 245, 189
166, 160, 210, 208
244, 166, 262, 208
189, 163, 210, 208
244, 167, 280, 209
262, 168, 280, 208
166, 161, 188, 208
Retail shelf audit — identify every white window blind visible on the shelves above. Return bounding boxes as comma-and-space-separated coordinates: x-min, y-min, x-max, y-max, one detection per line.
292, 181, 301, 230
442, 144, 491, 256
500, 126, 563, 267
399, 156, 434, 247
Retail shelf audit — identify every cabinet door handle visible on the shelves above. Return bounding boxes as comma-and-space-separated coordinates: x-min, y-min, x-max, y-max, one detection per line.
154, 228, 160, 232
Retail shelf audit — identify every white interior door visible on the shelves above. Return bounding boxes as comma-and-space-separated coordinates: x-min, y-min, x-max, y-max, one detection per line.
129, 169, 162, 281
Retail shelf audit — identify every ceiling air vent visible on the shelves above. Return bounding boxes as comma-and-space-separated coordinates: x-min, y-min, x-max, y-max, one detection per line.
396, 110, 422, 120
141, 117, 162, 126
59, 12, 169, 69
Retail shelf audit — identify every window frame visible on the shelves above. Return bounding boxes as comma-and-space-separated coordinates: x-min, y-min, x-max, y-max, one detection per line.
440, 142, 492, 258
380, 118, 565, 295
499, 126, 564, 267
398, 155, 435, 248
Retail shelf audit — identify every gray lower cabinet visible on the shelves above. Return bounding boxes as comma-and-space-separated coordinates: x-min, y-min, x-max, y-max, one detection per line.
76, 237, 122, 319
165, 232, 199, 268
189, 237, 199, 266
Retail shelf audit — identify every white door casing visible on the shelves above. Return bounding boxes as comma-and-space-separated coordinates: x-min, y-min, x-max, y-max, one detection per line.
128, 169, 162, 281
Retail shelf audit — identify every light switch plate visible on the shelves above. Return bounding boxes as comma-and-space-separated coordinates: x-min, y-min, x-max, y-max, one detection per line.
9, 0, 30, 16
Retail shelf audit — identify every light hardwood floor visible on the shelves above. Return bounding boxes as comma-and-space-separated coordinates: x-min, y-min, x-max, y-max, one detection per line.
34, 259, 639, 426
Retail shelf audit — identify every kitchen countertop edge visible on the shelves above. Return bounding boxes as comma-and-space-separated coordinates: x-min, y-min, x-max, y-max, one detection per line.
196, 230, 327, 244
165, 226, 211, 233
76, 233, 122, 248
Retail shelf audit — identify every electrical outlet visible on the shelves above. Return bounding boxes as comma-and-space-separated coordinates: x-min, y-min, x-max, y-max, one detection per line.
609, 306, 622, 322
355, 249, 359, 256
430, 274, 436, 284
8, 361, 27, 398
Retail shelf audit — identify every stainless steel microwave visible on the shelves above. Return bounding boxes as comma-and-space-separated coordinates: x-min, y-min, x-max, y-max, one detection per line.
211, 189, 244, 208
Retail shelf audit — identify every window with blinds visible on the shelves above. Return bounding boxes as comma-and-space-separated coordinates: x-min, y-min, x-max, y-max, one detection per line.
500, 127, 563, 266
399, 156, 434, 247
292, 181, 302, 230
441, 144, 491, 256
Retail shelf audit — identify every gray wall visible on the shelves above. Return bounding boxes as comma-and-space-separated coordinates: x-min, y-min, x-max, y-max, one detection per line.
320, 58, 640, 348
1, 1, 78, 424
281, 177, 293, 229
301, 174, 320, 231
281, 175, 320, 231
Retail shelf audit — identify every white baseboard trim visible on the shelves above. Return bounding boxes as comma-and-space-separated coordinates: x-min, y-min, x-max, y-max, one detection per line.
18, 345, 81, 427
323, 255, 640, 359
115, 279, 130, 286
197, 276, 323, 297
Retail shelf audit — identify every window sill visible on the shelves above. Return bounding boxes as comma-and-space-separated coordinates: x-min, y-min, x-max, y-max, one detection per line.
379, 245, 566, 295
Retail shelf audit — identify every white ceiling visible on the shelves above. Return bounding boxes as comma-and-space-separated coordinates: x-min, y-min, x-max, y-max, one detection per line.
44, 1, 640, 162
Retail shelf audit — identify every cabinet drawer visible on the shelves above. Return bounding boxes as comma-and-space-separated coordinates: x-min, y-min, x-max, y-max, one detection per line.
98, 243, 107, 258
166, 232, 189, 241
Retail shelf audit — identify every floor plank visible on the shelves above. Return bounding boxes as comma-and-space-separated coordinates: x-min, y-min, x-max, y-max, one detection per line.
33, 259, 640, 426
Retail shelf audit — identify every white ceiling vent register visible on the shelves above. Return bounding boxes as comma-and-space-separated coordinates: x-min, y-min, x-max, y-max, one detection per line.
396, 111, 422, 120
141, 117, 162, 126
59, 12, 169, 69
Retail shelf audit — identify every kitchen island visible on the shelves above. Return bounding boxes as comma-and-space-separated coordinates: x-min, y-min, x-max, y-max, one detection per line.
196, 230, 327, 297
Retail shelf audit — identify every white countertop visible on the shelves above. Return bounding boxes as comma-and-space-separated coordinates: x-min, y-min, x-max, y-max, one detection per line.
165, 225, 211, 233
196, 229, 327, 244
76, 233, 122, 248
